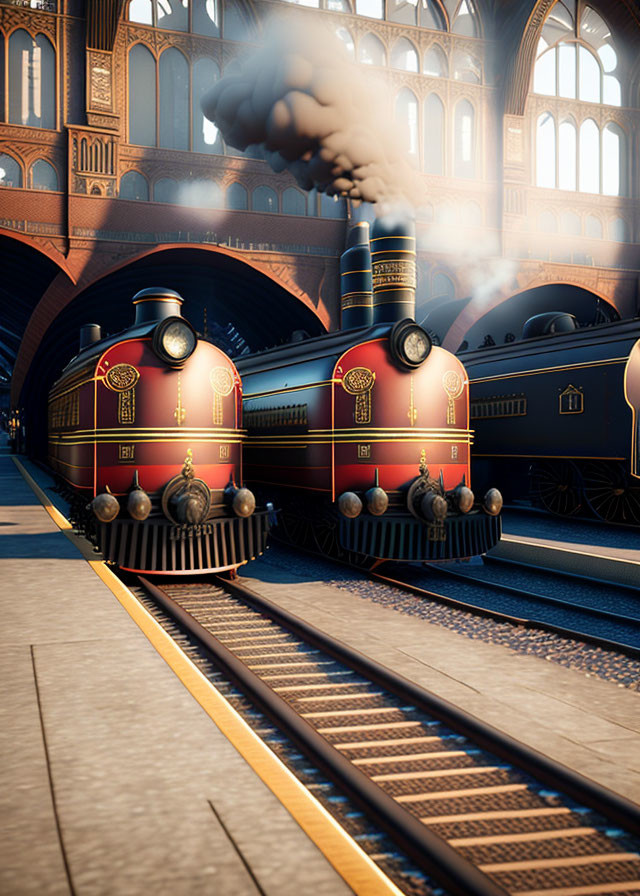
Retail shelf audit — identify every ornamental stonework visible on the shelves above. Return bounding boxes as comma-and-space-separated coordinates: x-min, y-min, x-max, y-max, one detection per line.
0, 7, 56, 38
88, 51, 114, 111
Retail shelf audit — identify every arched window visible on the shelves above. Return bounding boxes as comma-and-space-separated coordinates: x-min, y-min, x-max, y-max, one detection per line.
537, 113, 556, 188
391, 38, 418, 73
424, 46, 447, 78
579, 118, 599, 193
336, 27, 355, 59
585, 214, 602, 239
454, 100, 475, 179
193, 0, 219, 35
157, 0, 188, 31
610, 218, 629, 242
128, 0, 153, 23
282, 187, 306, 216
223, 0, 255, 41
395, 89, 418, 159
355, 0, 383, 18
179, 180, 222, 208
8, 31, 55, 128
424, 94, 444, 175
0, 154, 22, 187
419, 0, 446, 30
561, 211, 581, 235
533, 2, 622, 106
129, 44, 156, 146
31, 160, 58, 191
193, 58, 222, 154
120, 170, 149, 200
319, 193, 347, 218
602, 123, 626, 197
159, 49, 188, 150
388, 0, 418, 26
359, 33, 385, 66
453, 51, 480, 84
226, 182, 248, 210
449, 0, 478, 37
252, 185, 278, 213
558, 119, 576, 190
154, 177, 178, 203
538, 211, 557, 232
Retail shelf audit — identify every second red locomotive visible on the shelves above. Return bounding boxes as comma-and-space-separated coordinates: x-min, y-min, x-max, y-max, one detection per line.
237, 218, 502, 564
48, 288, 272, 574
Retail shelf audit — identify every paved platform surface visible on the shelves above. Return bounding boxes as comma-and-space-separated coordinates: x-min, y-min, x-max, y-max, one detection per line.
0, 441, 353, 896
2, 436, 639, 895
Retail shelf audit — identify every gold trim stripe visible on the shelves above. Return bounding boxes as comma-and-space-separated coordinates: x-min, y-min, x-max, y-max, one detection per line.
12, 457, 405, 896
469, 358, 627, 384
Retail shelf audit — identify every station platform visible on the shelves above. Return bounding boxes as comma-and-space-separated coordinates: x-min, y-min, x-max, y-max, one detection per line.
2, 435, 639, 894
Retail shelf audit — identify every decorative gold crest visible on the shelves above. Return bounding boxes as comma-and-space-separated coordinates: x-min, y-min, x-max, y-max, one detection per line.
559, 384, 583, 415
210, 367, 234, 426
104, 364, 139, 424
342, 367, 375, 424
442, 370, 464, 425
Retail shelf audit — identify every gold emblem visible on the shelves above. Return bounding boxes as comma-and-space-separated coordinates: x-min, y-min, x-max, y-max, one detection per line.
442, 370, 464, 425
210, 367, 234, 426
104, 364, 140, 424
559, 385, 583, 415
342, 367, 375, 424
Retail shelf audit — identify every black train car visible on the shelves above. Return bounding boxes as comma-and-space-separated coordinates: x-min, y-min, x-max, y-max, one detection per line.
460, 312, 640, 525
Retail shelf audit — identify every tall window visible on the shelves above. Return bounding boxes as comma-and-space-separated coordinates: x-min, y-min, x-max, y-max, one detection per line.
396, 89, 419, 159
120, 170, 149, 200
454, 100, 475, 178
128, 0, 246, 39
424, 94, 444, 175
159, 49, 189, 149
129, 44, 156, 146
31, 159, 58, 191
0, 154, 22, 187
359, 33, 386, 66
193, 58, 221, 153
252, 185, 278, 213
391, 38, 419, 72
8, 30, 55, 129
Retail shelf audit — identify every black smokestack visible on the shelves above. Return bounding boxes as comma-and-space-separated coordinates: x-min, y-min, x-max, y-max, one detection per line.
201, 18, 424, 210
370, 216, 416, 324
340, 222, 372, 330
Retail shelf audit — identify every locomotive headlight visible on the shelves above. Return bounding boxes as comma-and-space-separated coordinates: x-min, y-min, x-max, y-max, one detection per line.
390, 319, 432, 369
153, 317, 197, 365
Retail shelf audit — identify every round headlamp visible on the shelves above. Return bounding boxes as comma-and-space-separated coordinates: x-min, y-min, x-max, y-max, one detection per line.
389, 319, 432, 369
152, 317, 197, 365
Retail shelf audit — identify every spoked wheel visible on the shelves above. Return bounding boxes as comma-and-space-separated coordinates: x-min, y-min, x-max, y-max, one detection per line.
310, 514, 341, 560
529, 460, 583, 517
277, 510, 314, 550
580, 461, 640, 526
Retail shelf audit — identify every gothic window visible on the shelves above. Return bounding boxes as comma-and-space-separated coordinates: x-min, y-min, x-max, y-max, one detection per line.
226, 182, 248, 209
579, 118, 599, 192
424, 93, 444, 175
453, 50, 481, 84
120, 170, 149, 200
536, 113, 556, 188
193, 0, 219, 36
252, 185, 278, 213
8, 30, 55, 128
391, 38, 418, 73
336, 27, 355, 58
31, 159, 58, 191
0, 154, 22, 187
159, 49, 189, 149
388, 0, 418, 26
419, 0, 446, 30
395, 88, 418, 159
180, 179, 222, 207
424, 46, 447, 78
585, 214, 602, 238
558, 118, 576, 190
355, 0, 383, 19
610, 217, 629, 242
454, 99, 475, 179
157, 0, 188, 31
602, 123, 627, 197
447, 0, 479, 37
129, 44, 156, 146
359, 33, 385, 66
223, 0, 255, 41
154, 177, 178, 202
282, 187, 306, 215
539, 211, 558, 232
129, 0, 153, 24
561, 210, 581, 234
193, 58, 222, 153
319, 193, 347, 218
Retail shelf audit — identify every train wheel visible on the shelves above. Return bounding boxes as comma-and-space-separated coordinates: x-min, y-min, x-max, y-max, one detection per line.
580, 461, 640, 526
529, 460, 583, 517
311, 515, 340, 559
278, 510, 313, 550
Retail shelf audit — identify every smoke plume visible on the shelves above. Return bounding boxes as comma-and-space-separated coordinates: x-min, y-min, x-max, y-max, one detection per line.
201, 18, 425, 210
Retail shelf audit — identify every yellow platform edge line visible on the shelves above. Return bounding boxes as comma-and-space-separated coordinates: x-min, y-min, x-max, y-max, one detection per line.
12, 456, 404, 896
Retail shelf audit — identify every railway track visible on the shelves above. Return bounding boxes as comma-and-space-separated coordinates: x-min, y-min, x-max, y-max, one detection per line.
134, 573, 640, 896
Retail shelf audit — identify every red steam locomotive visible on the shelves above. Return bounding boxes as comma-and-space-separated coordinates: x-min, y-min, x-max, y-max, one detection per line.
237, 218, 503, 564
47, 288, 271, 574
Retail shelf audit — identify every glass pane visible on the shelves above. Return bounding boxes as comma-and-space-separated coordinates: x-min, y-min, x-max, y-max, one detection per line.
391, 38, 418, 72
9, 30, 55, 128
336, 27, 355, 58
603, 123, 625, 196
585, 214, 602, 239
452, 0, 477, 37
395, 89, 418, 157
226, 182, 248, 209
178, 179, 222, 208
119, 170, 149, 200
597, 43, 616, 73
536, 112, 556, 188
542, 0, 574, 46
223, 0, 255, 40
424, 47, 446, 77
561, 211, 580, 234
0, 153, 22, 187
319, 192, 346, 218
282, 187, 306, 215
327, 0, 351, 10
558, 43, 576, 98
558, 120, 576, 190
159, 49, 189, 149
193, 58, 222, 153
31, 159, 58, 190
453, 50, 480, 83
359, 33, 385, 66
129, 44, 156, 146
539, 211, 557, 232
157, 0, 188, 31
424, 93, 444, 174
603, 75, 621, 106
154, 177, 178, 202
578, 46, 600, 103
252, 185, 278, 213
356, 0, 383, 17
579, 119, 599, 193
419, 0, 445, 29
193, 0, 219, 36
580, 6, 610, 48
534, 48, 556, 95
454, 100, 474, 179
388, 0, 417, 26
610, 218, 628, 242
129, 0, 153, 23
